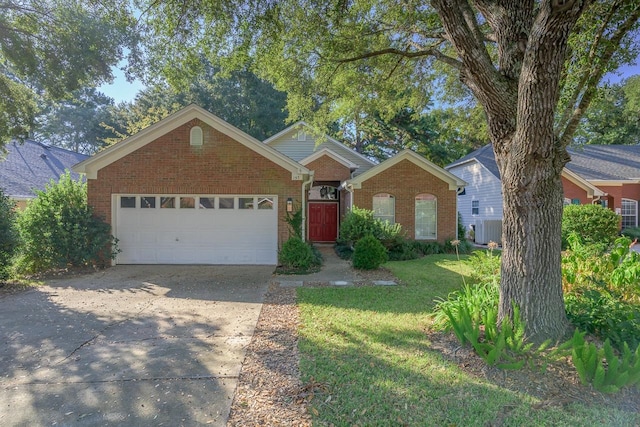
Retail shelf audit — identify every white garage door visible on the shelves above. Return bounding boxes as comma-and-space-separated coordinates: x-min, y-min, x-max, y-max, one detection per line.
115, 195, 278, 265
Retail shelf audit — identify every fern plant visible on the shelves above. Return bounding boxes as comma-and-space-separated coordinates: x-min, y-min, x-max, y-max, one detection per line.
571, 330, 640, 393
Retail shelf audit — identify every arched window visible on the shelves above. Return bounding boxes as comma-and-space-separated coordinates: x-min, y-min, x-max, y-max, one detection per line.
190, 126, 203, 146
415, 193, 437, 240
372, 193, 395, 224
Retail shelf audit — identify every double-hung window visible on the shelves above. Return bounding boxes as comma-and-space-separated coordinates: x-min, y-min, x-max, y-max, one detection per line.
415, 194, 437, 240
373, 193, 395, 224
621, 199, 637, 229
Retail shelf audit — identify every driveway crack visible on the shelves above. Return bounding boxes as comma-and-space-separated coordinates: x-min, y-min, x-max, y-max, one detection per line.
55, 297, 158, 366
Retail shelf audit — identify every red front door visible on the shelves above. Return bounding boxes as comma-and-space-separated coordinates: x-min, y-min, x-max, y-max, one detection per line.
308, 202, 338, 242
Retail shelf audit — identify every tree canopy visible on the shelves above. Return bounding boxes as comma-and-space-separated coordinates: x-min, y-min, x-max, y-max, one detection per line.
0, 0, 138, 147
105, 66, 289, 143
575, 75, 640, 145
33, 88, 117, 154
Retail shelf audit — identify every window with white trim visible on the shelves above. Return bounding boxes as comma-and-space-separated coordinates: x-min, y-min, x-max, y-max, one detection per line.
472, 200, 479, 215
372, 193, 395, 224
121, 197, 136, 208
415, 194, 437, 240
621, 199, 637, 229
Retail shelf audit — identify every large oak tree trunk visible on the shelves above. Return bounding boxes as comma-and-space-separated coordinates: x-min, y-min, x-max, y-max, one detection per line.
434, 0, 585, 342
498, 146, 570, 342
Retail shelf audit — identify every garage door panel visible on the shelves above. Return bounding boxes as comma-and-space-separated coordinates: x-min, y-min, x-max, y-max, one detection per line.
115, 195, 277, 265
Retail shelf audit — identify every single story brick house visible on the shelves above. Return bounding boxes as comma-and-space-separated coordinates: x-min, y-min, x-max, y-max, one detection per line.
446, 144, 640, 244
73, 105, 466, 265
0, 140, 88, 209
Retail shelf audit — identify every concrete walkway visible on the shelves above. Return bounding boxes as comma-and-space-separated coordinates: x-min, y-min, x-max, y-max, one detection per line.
274, 244, 397, 287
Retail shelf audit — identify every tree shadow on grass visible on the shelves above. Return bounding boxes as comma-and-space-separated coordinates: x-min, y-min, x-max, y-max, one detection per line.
298, 319, 640, 426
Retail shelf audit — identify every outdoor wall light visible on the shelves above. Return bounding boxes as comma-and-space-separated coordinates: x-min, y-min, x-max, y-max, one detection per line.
287, 197, 293, 212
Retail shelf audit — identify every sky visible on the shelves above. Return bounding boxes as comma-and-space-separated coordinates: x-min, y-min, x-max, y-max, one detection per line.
98, 65, 146, 104
98, 57, 639, 105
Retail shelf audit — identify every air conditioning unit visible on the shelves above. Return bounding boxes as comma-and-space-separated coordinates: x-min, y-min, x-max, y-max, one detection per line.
474, 219, 503, 245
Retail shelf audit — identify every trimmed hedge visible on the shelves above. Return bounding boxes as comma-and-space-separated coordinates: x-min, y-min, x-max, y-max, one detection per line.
352, 235, 388, 270
562, 204, 620, 250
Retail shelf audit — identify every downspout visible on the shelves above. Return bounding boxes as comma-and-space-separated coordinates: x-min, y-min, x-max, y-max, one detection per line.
340, 181, 355, 210
346, 183, 354, 210
301, 171, 314, 242
456, 187, 465, 239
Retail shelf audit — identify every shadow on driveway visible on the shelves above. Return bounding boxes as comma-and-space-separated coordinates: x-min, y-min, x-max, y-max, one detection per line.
0, 265, 273, 426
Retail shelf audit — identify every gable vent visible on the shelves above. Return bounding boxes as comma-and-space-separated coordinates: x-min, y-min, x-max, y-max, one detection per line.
190, 126, 203, 146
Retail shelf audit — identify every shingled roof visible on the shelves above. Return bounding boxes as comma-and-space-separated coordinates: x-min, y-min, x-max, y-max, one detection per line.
446, 144, 501, 178
0, 140, 88, 200
565, 145, 640, 181
447, 144, 640, 183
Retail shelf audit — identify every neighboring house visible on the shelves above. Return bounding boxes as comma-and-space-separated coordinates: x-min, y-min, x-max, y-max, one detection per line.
446, 144, 640, 244
0, 139, 89, 209
73, 105, 466, 265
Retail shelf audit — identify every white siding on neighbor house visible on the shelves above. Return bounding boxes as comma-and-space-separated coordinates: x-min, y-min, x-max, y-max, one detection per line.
447, 161, 503, 237
268, 130, 375, 176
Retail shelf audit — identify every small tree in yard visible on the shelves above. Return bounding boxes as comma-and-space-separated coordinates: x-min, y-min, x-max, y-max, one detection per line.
16, 172, 116, 273
0, 188, 18, 279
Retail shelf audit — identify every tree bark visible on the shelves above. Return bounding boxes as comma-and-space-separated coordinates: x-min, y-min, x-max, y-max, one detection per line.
433, 0, 589, 342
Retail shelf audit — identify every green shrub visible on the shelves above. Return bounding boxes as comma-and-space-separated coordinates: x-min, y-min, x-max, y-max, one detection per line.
15, 172, 116, 273
339, 207, 404, 248
444, 238, 473, 254
458, 212, 466, 240
352, 235, 388, 270
433, 282, 534, 369
334, 241, 353, 260
570, 329, 640, 393
284, 204, 303, 239
0, 188, 19, 280
279, 237, 318, 270
562, 204, 620, 250
562, 235, 640, 303
388, 241, 420, 261
565, 291, 640, 353
621, 226, 640, 240
412, 240, 443, 256
467, 246, 502, 283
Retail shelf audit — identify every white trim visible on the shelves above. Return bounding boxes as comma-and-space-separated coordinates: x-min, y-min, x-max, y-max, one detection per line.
348, 150, 467, 191
415, 194, 437, 240
372, 193, 395, 224
300, 148, 359, 170
586, 180, 637, 187
446, 157, 500, 180
73, 105, 309, 180
561, 169, 606, 198
621, 198, 638, 229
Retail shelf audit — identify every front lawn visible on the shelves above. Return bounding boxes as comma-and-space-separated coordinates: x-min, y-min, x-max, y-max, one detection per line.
297, 254, 639, 426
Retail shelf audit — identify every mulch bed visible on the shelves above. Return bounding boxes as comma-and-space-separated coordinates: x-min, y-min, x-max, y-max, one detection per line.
227, 283, 312, 426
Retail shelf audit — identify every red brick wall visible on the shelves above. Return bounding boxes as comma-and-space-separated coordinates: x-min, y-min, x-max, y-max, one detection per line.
352, 159, 457, 243
622, 183, 640, 202
561, 176, 589, 204
305, 155, 352, 181
87, 120, 301, 247
598, 185, 623, 211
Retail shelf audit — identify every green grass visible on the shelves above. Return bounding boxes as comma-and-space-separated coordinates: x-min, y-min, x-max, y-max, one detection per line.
297, 254, 639, 426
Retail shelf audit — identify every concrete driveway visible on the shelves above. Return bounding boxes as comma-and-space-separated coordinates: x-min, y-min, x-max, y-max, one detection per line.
0, 265, 273, 426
